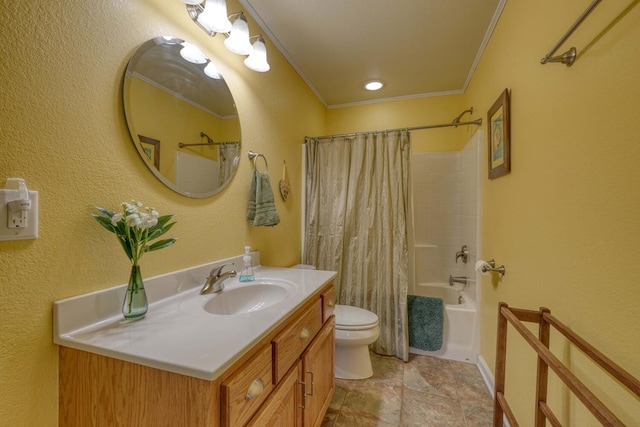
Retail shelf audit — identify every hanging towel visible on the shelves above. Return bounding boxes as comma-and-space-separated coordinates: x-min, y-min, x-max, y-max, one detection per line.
407, 295, 444, 351
247, 169, 280, 226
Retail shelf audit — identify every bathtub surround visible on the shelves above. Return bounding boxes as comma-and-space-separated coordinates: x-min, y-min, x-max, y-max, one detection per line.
303, 131, 411, 361
409, 132, 482, 363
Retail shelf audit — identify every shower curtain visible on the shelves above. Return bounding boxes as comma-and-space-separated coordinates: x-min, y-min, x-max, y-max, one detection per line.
218, 143, 240, 185
303, 131, 410, 361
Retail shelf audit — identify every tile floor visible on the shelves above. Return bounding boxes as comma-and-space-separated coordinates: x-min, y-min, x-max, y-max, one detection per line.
322, 352, 494, 427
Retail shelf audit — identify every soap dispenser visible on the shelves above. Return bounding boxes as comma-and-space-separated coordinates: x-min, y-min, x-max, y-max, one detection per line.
239, 246, 255, 282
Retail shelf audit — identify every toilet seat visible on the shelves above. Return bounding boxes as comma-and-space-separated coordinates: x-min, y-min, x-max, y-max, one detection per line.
334, 305, 379, 331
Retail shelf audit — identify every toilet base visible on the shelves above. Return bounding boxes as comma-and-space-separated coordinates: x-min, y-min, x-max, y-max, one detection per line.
335, 345, 373, 379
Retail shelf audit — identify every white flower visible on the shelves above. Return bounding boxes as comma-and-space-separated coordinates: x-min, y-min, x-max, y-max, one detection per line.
126, 213, 142, 227
92, 200, 176, 265
111, 213, 123, 226
139, 213, 158, 229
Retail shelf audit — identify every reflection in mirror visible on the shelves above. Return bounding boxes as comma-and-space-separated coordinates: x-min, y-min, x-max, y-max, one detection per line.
123, 36, 241, 198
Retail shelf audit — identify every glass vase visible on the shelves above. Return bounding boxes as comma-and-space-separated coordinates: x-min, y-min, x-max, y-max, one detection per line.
122, 264, 148, 320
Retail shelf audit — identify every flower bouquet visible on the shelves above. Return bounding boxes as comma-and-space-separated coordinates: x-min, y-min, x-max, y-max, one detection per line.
92, 200, 176, 320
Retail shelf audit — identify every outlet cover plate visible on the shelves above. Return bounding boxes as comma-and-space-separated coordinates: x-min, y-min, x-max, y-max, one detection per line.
0, 190, 38, 241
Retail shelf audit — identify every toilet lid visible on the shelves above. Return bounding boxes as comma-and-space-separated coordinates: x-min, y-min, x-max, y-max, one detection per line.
334, 305, 379, 330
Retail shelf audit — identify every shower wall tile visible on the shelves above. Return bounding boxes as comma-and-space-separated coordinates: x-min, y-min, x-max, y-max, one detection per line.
411, 137, 480, 288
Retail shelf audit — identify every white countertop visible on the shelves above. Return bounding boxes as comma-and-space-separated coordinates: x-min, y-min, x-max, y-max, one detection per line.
53, 256, 336, 381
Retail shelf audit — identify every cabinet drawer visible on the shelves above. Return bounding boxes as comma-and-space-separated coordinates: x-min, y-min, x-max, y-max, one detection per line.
272, 299, 323, 383
247, 361, 300, 427
321, 284, 336, 323
221, 343, 274, 427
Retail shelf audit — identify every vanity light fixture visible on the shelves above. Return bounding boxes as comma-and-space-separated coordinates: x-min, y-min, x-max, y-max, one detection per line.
204, 61, 223, 79
179, 42, 208, 64
224, 13, 253, 55
364, 80, 384, 91
181, 0, 270, 73
244, 35, 270, 72
176, 40, 223, 80
196, 0, 232, 33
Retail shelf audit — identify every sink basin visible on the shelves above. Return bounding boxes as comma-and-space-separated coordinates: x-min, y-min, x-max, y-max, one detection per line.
204, 284, 289, 315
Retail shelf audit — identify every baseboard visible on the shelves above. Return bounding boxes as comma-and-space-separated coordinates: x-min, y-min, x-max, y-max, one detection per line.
477, 355, 494, 396
476, 354, 511, 427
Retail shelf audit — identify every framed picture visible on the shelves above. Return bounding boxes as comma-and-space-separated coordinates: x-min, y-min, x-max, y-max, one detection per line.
138, 135, 160, 169
487, 89, 510, 179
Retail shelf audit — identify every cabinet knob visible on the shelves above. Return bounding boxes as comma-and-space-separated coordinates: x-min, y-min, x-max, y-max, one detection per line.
299, 327, 311, 340
245, 378, 265, 400
327, 299, 335, 307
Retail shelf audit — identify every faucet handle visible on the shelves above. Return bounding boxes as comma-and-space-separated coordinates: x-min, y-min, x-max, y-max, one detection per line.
210, 262, 235, 277
455, 245, 469, 264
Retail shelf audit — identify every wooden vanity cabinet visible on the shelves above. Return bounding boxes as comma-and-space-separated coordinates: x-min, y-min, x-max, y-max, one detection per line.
300, 318, 335, 427
59, 282, 335, 427
248, 361, 300, 427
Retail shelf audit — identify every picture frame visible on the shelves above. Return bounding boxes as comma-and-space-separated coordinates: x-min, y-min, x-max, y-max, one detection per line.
487, 89, 510, 179
138, 135, 160, 170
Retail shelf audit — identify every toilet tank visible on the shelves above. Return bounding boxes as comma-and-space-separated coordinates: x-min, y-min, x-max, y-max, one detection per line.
290, 264, 316, 270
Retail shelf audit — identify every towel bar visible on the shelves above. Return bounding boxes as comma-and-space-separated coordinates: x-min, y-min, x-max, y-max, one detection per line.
248, 150, 268, 172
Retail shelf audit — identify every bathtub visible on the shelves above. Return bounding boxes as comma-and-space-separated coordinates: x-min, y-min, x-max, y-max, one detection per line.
409, 282, 478, 363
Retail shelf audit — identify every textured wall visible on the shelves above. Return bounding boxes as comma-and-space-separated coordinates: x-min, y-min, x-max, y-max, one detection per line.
461, 0, 640, 423
0, 0, 324, 424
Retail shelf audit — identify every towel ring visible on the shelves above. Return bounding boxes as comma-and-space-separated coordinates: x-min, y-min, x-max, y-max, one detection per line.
248, 150, 268, 173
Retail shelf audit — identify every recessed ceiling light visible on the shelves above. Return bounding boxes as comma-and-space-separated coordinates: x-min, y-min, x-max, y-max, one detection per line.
364, 80, 384, 91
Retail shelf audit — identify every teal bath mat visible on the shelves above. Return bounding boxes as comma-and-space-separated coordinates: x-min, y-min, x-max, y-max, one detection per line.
408, 295, 444, 351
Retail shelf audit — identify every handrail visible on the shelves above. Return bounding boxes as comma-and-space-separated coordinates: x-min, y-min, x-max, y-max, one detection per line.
493, 302, 640, 426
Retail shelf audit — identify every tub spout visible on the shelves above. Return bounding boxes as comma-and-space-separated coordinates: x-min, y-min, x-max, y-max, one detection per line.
449, 275, 468, 286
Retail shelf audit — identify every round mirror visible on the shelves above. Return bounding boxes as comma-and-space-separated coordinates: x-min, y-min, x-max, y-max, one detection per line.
123, 36, 241, 198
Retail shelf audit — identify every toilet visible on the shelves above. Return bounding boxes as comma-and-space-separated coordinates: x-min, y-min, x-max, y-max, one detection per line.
291, 264, 380, 379
334, 304, 380, 379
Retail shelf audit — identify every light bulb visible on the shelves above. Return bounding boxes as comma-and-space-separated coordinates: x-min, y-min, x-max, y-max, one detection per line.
204, 61, 222, 79
178, 0, 204, 4
197, 0, 232, 33
180, 42, 208, 64
224, 13, 253, 55
364, 80, 384, 91
244, 36, 270, 72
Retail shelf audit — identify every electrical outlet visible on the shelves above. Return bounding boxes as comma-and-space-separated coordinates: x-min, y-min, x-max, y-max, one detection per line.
0, 178, 38, 241
8, 199, 31, 228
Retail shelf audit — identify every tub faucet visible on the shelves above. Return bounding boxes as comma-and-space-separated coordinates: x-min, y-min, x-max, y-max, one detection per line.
449, 275, 468, 286
201, 263, 237, 295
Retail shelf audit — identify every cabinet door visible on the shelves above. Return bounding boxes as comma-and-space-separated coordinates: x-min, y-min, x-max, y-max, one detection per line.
221, 344, 274, 427
301, 318, 335, 427
248, 361, 301, 427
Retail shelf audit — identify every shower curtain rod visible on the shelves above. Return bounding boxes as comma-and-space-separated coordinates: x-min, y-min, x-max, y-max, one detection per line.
305, 108, 482, 141
178, 141, 238, 148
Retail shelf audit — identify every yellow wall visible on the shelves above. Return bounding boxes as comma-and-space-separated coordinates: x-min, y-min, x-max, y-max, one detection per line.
326, 0, 640, 423
0, 0, 324, 425
127, 77, 239, 180
464, 0, 640, 423
325, 95, 470, 153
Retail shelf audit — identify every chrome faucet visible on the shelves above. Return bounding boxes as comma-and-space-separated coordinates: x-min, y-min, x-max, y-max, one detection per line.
449, 275, 468, 286
455, 245, 469, 263
201, 263, 237, 295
